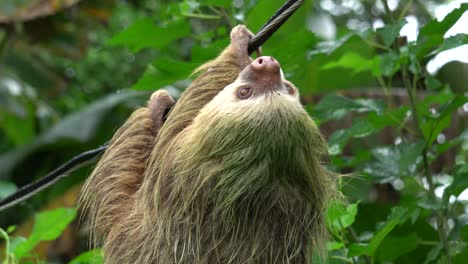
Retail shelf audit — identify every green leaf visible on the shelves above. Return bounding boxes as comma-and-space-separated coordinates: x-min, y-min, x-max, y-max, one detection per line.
444, 164, 468, 202
313, 94, 385, 121
348, 207, 407, 257
322, 52, 378, 75
376, 233, 420, 261
0, 91, 147, 178
364, 141, 425, 181
417, 3, 468, 58
69, 249, 104, 264
328, 119, 376, 155
327, 241, 344, 251
13, 208, 77, 259
436, 33, 468, 54
377, 19, 407, 47
366, 106, 409, 129
132, 58, 199, 90
108, 19, 190, 52
326, 201, 359, 233
0, 181, 17, 199
419, 3, 468, 37
424, 244, 443, 264
424, 75, 443, 90
378, 51, 400, 76
420, 94, 467, 146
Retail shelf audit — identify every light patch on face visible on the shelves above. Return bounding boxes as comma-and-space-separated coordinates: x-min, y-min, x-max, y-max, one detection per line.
203, 73, 302, 116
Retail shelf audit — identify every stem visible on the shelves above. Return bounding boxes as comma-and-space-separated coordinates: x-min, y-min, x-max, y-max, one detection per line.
0, 29, 10, 60
398, 0, 414, 20
0, 228, 11, 264
381, 0, 395, 23
401, 65, 452, 263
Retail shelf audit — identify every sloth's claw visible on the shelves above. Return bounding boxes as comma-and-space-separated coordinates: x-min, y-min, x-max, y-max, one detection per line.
230, 25, 254, 68
148, 90, 175, 132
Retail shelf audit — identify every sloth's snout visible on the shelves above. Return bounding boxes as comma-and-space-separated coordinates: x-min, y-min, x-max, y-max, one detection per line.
240, 56, 282, 94
251, 56, 280, 74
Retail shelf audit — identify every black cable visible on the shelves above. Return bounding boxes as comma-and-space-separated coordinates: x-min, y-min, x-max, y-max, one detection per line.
0, 0, 305, 211
0, 144, 108, 211
248, 0, 304, 54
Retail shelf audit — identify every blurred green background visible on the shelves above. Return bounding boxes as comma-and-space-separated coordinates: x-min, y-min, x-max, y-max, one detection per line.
0, 0, 467, 263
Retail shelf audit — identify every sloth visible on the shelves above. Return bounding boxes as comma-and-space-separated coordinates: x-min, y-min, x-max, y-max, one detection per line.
80, 25, 337, 263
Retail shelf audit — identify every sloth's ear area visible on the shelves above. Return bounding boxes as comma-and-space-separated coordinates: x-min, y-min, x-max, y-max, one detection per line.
148, 90, 176, 132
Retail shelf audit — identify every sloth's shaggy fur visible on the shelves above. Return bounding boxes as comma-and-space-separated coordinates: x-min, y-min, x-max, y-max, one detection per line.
80, 25, 337, 263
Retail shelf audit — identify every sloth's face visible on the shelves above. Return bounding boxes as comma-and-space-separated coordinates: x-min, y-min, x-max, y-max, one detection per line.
186, 56, 322, 161
205, 56, 303, 116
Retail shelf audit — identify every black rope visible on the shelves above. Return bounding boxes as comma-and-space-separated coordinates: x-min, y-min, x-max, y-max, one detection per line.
0, 144, 108, 211
0, 0, 305, 211
248, 0, 304, 54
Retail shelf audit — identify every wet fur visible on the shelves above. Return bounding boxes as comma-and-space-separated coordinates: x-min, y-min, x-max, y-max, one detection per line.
80, 25, 336, 263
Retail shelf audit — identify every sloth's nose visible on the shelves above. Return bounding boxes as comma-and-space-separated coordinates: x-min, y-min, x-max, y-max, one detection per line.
246, 56, 282, 93
251, 56, 280, 74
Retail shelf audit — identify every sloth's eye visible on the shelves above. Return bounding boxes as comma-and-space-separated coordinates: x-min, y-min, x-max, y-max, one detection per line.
237, 87, 253, 99
285, 83, 295, 95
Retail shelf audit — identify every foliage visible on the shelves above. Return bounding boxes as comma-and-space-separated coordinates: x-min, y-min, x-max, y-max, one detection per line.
0, 0, 467, 263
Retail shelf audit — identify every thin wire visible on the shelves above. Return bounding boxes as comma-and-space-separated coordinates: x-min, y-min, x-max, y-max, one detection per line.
0, 144, 108, 211
248, 0, 304, 54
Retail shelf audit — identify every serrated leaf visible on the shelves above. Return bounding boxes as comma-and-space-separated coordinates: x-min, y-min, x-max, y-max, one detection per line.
108, 19, 190, 52
377, 19, 407, 47
328, 118, 376, 155
322, 52, 377, 75
364, 141, 425, 181
436, 33, 468, 54
14, 208, 77, 259
419, 4, 468, 37
417, 3, 468, 58
313, 94, 385, 121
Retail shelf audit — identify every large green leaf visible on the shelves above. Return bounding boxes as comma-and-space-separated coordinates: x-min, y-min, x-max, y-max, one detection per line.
419, 4, 468, 37
0, 91, 147, 179
349, 207, 407, 257
322, 52, 380, 76
416, 3, 468, 58
377, 19, 407, 47
363, 141, 425, 182
132, 58, 199, 90
313, 94, 385, 121
13, 208, 77, 259
108, 19, 190, 52
376, 233, 420, 261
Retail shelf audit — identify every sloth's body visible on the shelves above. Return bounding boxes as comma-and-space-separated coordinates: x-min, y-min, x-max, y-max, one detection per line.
81, 26, 336, 263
